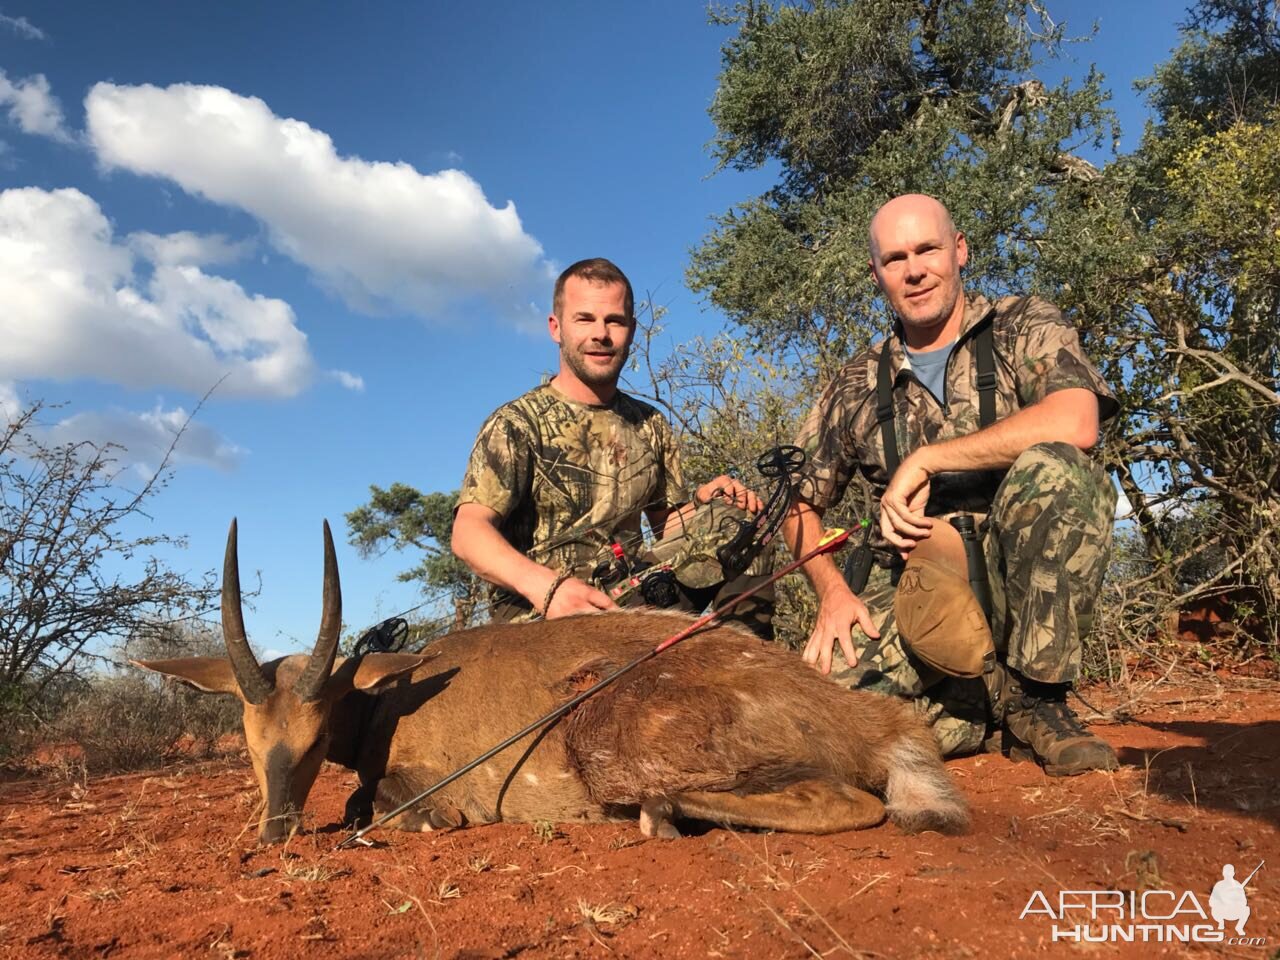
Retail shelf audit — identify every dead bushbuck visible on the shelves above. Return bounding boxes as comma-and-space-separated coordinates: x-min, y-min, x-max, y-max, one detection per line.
137, 521, 968, 843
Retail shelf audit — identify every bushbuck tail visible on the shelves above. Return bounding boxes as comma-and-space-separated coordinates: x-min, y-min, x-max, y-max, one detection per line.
137, 521, 969, 844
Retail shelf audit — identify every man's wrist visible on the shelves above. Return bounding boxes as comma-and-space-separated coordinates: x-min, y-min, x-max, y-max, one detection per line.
907, 445, 939, 475
806, 556, 850, 602
539, 571, 572, 615
518, 566, 560, 608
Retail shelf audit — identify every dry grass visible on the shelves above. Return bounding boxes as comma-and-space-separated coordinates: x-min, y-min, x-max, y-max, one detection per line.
719, 832, 869, 959
72, 886, 122, 903
48, 674, 241, 773
576, 900, 639, 926
279, 857, 350, 884
532, 820, 560, 843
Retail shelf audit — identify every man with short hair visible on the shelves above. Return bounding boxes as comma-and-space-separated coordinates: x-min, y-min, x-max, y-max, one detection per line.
453, 257, 771, 630
782, 194, 1119, 775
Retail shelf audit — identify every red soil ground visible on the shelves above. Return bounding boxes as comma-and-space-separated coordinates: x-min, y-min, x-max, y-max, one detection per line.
1, 683, 1277, 960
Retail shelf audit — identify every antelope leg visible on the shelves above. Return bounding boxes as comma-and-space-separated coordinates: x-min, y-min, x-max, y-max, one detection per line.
371, 771, 465, 832
670, 779, 886, 834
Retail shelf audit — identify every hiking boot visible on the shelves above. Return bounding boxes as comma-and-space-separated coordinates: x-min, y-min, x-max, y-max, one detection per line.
983, 660, 1018, 721
1002, 683, 1119, 776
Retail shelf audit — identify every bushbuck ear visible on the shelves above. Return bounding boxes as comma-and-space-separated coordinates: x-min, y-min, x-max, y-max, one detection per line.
329, 652, 435, 696
132, 658, 243, 696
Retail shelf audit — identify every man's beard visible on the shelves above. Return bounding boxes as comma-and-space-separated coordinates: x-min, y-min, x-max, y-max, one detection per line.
563, 342, 629, 388
902, 280, 961, 330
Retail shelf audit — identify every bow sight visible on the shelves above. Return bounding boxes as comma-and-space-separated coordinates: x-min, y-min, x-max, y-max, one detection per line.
589, 445, 806, 608
716, 445, 805, 576
352, 616, 411, 656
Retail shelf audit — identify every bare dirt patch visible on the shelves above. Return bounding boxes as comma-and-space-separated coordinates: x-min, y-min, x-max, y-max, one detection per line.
2, 684, 1276, 959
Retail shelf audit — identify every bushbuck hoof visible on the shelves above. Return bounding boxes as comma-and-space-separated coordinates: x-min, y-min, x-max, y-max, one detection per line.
639, 798, 682, 839
343, 785, 375, 828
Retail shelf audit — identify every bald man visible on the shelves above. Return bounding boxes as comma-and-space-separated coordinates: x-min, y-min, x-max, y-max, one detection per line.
781, 194, 1119, 776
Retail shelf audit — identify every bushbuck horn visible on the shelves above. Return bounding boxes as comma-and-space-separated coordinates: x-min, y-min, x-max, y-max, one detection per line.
293, 520, 342, 702
222, 518, 273, 705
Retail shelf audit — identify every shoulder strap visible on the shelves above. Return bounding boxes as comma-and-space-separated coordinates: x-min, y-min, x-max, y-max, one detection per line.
876, 343, 901, 476
975, 318, 997, 429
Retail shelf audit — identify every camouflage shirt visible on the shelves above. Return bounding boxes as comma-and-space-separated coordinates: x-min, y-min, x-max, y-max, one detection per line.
793, 294, 1117, 519
458, 383, 686, 590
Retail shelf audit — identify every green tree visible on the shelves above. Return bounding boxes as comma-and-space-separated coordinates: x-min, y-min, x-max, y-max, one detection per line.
1113, 0, 1280, 631
690, 0, 1116, 375
345, 485, 485, 630
688, 0, 1280, 654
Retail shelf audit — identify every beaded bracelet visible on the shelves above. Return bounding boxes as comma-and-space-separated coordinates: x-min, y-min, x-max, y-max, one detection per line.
539, 571, 572, 617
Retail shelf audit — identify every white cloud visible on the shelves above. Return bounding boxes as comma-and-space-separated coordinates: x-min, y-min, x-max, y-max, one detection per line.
0, 186, 326, 397
0, 69, 71, 142
84, 82, 552, 322
329, 370, 365, 392
0, 12, 44, 40
127, 229, 253, 267
0, 379, 19, 420
45, 404, 245, 473
1114, 486, 1133, 521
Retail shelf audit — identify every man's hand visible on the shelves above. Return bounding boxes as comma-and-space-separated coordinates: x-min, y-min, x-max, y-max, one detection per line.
545, 577, 616, 619
874, 389, 1103, 558
695, 474, 763, 514
880, 450, 934, 557
802, 584, 881, 675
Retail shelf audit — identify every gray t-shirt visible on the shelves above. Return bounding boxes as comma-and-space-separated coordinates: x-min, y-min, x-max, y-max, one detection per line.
906, 340, 955, 405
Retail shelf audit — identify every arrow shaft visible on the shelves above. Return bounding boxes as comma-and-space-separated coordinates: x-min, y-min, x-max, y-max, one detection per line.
335, 527, 852, 850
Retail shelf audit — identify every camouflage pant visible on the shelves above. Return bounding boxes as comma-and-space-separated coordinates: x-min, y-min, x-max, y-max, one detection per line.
830, 442, 1116, 756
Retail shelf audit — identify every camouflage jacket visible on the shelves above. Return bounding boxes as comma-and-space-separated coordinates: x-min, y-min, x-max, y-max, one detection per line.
793, 294, 1117, 521
458, 383, 686, 595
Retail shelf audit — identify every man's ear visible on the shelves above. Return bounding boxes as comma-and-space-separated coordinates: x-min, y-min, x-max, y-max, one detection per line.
328, 652, 436, 696
954, 230, 968, 269
132, 658, 243, 697
548, 312, 562, 345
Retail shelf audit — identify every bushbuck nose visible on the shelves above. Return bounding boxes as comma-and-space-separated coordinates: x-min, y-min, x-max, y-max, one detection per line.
259, 742, 301, 844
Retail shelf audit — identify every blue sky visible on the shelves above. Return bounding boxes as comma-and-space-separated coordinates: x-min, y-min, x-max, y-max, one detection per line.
0, 1, 1183, 656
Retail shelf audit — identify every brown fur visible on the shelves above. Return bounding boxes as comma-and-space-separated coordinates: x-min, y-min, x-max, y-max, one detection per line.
350, 611, 969, 836
143, 611, 969, 840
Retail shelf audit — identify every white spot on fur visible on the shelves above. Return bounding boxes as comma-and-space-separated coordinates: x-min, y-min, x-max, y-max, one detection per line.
524, 773, 540, 785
